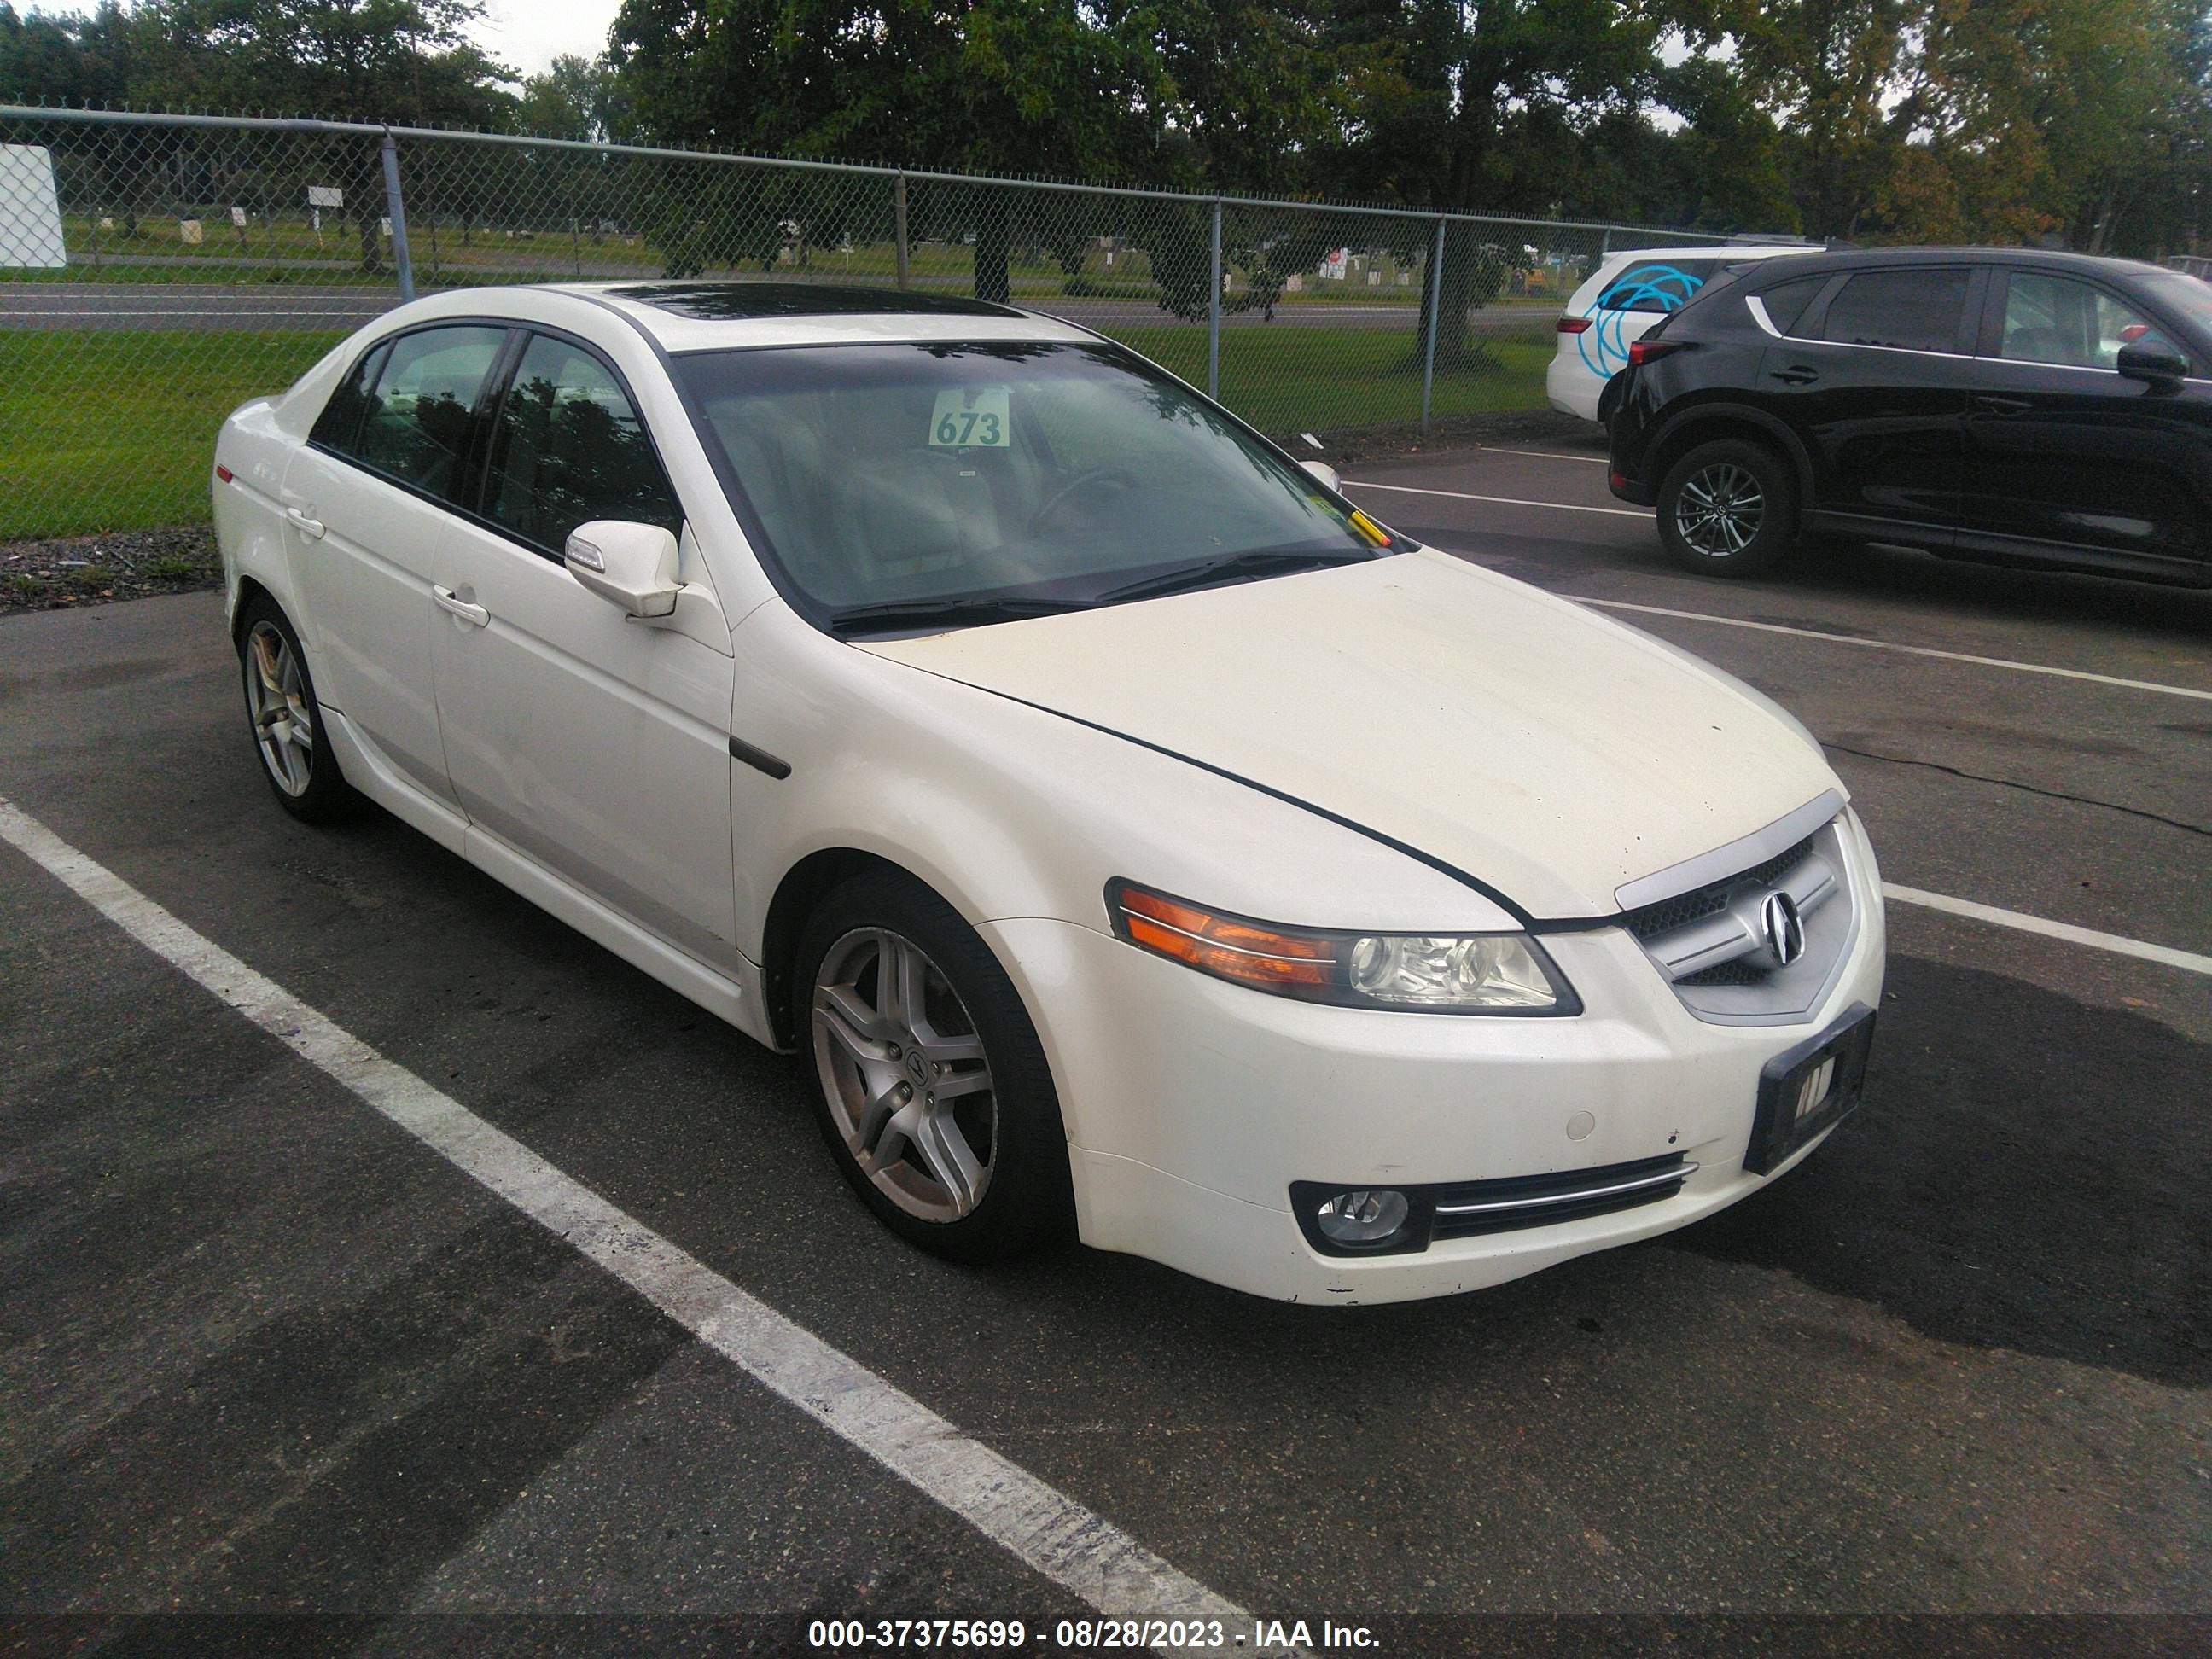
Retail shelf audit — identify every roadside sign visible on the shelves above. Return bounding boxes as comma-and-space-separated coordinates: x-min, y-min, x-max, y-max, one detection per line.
0, 144, 67, 269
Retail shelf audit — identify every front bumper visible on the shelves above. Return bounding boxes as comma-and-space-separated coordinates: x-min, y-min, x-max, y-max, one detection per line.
983, 810, 1886, 1304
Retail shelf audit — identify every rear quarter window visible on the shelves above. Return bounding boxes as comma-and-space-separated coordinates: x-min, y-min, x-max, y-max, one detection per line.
1594, 259, 1728, 314
1755, 275, 1832, 336
311, 341, 387, 454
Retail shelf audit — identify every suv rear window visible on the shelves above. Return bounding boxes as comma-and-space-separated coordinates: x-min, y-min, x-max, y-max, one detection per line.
1594, 259, 1728, 313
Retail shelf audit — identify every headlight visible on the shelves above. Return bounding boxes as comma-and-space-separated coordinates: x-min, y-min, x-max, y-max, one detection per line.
1106, 880, 1579, 1016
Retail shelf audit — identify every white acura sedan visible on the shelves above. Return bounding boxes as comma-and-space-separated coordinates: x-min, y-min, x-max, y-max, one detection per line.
213, 282, 1883, 1303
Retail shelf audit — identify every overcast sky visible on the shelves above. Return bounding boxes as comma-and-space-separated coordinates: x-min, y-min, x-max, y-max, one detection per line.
472, 0, 622, 79
36, 0, 626, 84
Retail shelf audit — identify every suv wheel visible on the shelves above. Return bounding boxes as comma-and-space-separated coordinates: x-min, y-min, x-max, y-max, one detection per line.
1656, 439, 1798, 578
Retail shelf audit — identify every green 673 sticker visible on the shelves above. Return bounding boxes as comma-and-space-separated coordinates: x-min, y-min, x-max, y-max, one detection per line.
928, 386, 1010, 447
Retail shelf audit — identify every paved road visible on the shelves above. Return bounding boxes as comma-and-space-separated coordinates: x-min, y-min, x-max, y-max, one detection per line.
2, 438, 2206, 1652
0, 282, 1557, 335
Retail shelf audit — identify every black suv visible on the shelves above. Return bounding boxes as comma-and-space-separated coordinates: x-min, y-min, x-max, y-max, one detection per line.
1606, 247, 2212, 586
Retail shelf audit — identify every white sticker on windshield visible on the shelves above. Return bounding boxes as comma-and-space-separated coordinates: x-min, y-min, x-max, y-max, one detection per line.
928, 386, 1010, 448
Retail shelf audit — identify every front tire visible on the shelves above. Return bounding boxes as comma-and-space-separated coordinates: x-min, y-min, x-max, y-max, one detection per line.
1656, 439, 1798, 578
236, 594, 354, 824
796, 870, 1074, 1263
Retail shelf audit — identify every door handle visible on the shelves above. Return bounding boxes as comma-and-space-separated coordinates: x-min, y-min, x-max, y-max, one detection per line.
434, 585, 490, 627
283, 506, 325, 540
1973, 394, 2034, 417
1769, 365, 1819, 386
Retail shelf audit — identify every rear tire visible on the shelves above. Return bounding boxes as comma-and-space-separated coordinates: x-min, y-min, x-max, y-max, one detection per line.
796, 870, 1074, 1264
236, 594, 355, 824
1656, 439, 1798, 578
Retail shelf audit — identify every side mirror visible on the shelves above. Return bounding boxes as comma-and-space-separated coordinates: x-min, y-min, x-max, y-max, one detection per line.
2117, 341, 2189, 387
1299, 458, 1342, 493
566, 520, 681, 618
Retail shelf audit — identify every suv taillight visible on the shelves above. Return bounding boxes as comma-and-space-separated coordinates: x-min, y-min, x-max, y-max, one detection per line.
1557, 316, 1592, 335
1627, 339, 1684, 367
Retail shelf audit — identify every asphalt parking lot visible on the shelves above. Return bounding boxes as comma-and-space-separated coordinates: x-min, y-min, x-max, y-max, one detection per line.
2, 429, 2207, 1656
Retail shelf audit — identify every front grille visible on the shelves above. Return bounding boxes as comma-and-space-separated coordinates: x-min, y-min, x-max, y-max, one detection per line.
1678, 958, 1771, 987
1428, 1152, 1694, 1241
1617, 814, 1856, 1024
1621, 832, 1817, 943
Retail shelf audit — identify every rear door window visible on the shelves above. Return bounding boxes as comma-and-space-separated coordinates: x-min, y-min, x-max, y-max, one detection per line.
352, 326, 510, 498
480, 332, 681, 556
1819, 269, 1971, 353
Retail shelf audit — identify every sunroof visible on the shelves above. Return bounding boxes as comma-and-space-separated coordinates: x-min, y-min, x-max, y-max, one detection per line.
604, 282, 1027, 321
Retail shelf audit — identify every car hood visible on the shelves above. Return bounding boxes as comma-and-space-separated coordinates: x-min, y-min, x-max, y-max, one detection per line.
856, 548, 1841, 919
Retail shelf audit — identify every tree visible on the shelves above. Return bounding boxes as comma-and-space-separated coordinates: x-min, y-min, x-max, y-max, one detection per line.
1892, 0, 2207, 253
516, 52, 613, 143
0, 2, 173, 108
1708, 0, 1919, 241
134, 0, 517, 271
1310, 0, 1672, 365
606, 1, 1179, 300
138, 0, 514, 125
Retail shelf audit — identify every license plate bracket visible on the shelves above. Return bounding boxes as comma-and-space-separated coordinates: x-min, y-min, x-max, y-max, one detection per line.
1744, 1004, 1877, 1175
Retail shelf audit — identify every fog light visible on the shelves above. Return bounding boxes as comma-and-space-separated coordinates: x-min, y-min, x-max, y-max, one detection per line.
1314, 1188, 1411, 1246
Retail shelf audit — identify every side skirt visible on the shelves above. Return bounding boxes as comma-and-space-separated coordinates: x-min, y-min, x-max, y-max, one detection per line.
321, 707, 781, 1050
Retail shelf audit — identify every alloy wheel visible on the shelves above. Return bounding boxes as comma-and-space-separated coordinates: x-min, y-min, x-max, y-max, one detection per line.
812, 928, 998, 1223
245, 620, 315, 796
1675, 463, 1767, 556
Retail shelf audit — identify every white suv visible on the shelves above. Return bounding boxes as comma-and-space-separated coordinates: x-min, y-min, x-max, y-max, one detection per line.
1546, 245, 1809, 421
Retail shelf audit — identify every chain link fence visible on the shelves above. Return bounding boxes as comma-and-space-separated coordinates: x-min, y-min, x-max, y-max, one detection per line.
1, 108, 1755, 541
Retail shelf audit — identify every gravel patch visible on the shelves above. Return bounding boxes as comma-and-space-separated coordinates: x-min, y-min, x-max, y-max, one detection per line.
1, 526, 221, 617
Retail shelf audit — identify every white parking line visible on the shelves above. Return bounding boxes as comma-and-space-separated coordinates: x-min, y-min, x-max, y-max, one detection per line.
1344, 479, 1653, 519
1579, 599, 2212, 702
0, 794, 1250, 1648
1478, 448, 1610, 464
1883, 884, 2212, 977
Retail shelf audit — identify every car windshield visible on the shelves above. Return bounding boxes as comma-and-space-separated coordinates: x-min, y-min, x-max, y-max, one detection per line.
672, 341, 1391, 626
2139, 271, 2212, 340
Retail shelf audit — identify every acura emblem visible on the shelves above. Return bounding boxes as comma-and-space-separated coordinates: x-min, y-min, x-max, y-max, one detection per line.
1760, 891, 1806, 968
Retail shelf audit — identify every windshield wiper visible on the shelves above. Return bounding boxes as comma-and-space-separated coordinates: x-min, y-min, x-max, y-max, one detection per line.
827, 594, 1095, 636
1091, 547, 1380, 606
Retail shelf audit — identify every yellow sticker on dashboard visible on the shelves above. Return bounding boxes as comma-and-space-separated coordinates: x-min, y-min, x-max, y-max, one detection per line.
928, 386, 1010, 448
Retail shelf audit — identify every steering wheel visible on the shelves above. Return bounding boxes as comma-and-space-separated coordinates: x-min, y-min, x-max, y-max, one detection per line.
1031, 465, 1138, 531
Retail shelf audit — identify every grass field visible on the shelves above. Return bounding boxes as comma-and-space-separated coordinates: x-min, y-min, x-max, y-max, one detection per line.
0, 323, 1546, 540
1125, 324, 1551, 436
0, 330, 346, 539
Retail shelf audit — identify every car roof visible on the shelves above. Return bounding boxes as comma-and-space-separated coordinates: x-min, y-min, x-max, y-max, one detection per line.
1599, 245, 1812, 263
544, 280, 1098, 353
1727, 245, 2173, 285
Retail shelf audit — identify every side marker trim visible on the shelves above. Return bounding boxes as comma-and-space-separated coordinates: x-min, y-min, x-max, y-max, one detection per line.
729, 735, 792, 779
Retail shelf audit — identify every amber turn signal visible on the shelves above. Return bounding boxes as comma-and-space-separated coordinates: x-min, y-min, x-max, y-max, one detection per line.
1110, 882, 1336, 990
